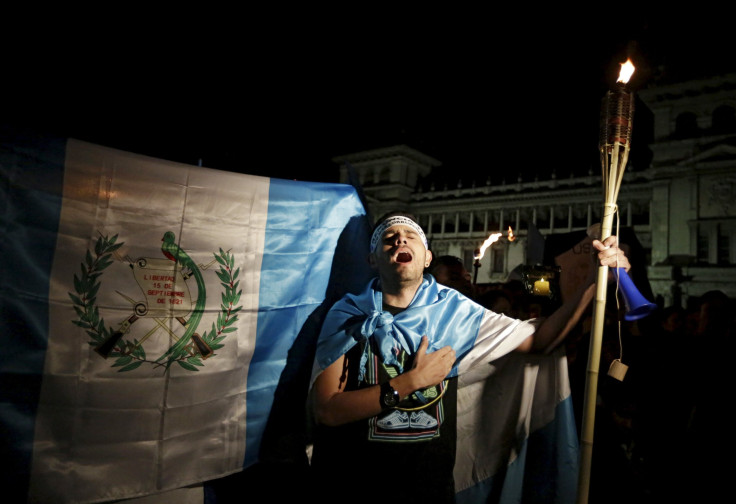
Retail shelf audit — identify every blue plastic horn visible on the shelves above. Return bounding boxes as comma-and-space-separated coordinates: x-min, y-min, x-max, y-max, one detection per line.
615, 268, 657, 321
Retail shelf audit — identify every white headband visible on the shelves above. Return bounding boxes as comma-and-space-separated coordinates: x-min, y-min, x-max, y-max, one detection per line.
370, 216, 428, 252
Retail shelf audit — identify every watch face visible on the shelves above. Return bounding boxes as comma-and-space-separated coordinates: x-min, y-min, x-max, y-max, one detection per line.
380, 382, 399, 408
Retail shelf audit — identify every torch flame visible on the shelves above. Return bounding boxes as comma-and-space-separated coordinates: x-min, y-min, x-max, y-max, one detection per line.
474, 232, 502, 260
617, 59, 635, 84
507, 226, 516, 242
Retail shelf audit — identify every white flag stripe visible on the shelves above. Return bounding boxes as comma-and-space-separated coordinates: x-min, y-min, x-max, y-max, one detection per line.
30, 140, 271, 502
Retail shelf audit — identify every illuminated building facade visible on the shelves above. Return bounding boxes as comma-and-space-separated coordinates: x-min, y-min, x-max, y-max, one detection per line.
335, 74, 736, 309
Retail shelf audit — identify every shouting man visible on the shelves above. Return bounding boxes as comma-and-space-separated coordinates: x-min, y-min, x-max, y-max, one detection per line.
309, 212, 628, 503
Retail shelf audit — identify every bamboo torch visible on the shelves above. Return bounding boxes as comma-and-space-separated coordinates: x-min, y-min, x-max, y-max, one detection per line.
576, 59, 636, 504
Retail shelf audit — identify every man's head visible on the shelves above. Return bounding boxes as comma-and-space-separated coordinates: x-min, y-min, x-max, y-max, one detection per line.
428, 255, 474, 298
369, 212, 432, 290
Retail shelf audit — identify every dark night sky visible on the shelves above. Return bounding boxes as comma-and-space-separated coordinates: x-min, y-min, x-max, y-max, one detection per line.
5, 12, 734, 185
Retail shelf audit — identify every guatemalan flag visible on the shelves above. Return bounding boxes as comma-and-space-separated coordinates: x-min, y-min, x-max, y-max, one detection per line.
1, 131, 578, 503
1, 132, 372, 503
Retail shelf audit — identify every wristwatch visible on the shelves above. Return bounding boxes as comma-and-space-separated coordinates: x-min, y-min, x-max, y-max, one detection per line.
379, 381, 400, 409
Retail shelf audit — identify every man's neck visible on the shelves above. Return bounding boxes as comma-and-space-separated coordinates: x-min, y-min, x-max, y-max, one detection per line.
380, 277, 423, 309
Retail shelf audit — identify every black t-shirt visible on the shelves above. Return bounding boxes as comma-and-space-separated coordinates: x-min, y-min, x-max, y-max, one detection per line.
311, 339, 458, 504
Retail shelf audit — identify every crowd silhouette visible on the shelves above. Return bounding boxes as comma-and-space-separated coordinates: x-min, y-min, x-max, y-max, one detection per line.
430, 246, 734, 502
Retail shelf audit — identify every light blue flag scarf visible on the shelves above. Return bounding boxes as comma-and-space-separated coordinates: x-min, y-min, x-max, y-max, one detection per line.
314, 275, 485, 378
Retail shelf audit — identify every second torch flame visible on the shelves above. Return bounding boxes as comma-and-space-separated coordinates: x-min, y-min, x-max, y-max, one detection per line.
474, 226, 516, 261
474, 232, 502, 261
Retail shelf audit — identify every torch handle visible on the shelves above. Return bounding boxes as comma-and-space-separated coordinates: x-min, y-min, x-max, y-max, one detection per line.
577, 203, 616, 504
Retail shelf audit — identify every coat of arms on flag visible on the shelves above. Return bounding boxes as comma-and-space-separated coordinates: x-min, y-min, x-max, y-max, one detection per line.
69, 232, 244, 372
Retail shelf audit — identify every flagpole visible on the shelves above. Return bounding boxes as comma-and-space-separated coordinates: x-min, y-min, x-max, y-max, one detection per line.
576, 59, 635, 504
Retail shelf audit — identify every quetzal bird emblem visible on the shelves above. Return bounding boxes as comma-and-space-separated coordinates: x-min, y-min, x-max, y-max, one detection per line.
156, 231, 206, 365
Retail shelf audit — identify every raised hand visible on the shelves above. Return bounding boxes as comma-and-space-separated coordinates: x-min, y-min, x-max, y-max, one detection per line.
593, 236, 631, 272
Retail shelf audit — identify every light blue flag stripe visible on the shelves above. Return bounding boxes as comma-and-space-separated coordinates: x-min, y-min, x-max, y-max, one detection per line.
246, 178, 371, 466
0, 132, 66, 500
515, 396, 578, 503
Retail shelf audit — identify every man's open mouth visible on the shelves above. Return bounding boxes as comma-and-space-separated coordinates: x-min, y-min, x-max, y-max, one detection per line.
396, 252, 413, 263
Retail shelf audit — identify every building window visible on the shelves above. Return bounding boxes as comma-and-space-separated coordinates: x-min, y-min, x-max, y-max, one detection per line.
572, 205, 588, 228
487, 211, 500, 233
718, 232, 730, 265
458, 213, 471, 233
472, 213, 483, 234
718, 226, 731, 265
492, 246, 504, 273
674, 112, 699, 139
536, 208, 550, 230
697, 222, 734, 265
430, 215, 442, 234
445, 214, 456, 234
553, 206, 567, 230
697, 227, 709, 264
712, 105, 736, 134
631, 201, 650, 226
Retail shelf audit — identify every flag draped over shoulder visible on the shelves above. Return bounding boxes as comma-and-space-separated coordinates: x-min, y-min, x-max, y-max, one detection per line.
0, 133, 371, 503
313, 275, 486, 378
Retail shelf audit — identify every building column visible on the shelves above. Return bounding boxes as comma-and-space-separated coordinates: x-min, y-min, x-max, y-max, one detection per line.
709, 226, 718, 264
549, 206, 554, 233
568, 204, 573, 231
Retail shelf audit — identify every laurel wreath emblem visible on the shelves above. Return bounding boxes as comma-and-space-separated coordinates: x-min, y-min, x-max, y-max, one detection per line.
68, 234, 241, 372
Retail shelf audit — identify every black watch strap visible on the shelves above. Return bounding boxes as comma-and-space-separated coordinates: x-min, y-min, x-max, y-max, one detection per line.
379, 381, 400, 409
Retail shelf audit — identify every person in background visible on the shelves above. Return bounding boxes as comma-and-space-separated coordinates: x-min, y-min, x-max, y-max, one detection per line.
427, 255, 474, 299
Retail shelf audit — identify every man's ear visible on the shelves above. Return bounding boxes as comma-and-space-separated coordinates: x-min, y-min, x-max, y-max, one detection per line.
424, 249, 433, 268
368, 253, 377, 270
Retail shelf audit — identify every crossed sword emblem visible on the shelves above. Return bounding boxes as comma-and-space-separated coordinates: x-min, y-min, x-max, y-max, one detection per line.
94, 252, 222, 360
